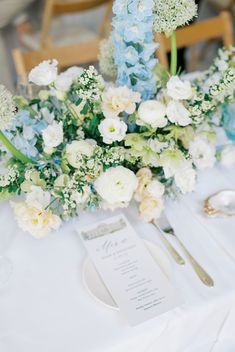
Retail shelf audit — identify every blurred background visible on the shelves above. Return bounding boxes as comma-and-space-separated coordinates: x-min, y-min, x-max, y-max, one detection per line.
0, 0, 234, 92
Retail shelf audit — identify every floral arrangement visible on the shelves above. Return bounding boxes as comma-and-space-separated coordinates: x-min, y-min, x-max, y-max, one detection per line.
0, 0, 234, 238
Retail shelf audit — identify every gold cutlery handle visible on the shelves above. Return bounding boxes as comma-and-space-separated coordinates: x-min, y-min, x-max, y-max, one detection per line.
152, 222, 185, 265
178, 240, 214, 287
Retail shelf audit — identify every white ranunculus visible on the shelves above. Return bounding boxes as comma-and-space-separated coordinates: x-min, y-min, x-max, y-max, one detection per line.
66, 140, 94, 168
166, 100, 192, 126
220, 145, 235, 168
139, 196, 164, 222
95, 166, 138, 207
137, 100, 167, 128
98, 118, 127, 144
167, 76, 192, 100
42, 121, 63, 148
11, 201, 61, 238
25, 186, 51, 209
189, 136, 216, 170
54, 66, 83, 92
28, 59, 58, 86
174, 162, 196, 194
146, 179, 165, 198
102, 86, 141, 119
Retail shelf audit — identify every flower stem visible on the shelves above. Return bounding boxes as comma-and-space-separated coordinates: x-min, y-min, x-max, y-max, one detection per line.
0, 131, 34, 164
170, 31, 177, 76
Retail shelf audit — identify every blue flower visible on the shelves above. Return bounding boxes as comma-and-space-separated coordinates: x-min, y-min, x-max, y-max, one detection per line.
112, 0, 158, 99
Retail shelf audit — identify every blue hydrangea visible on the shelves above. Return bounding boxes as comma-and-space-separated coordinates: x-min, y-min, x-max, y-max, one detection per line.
112, 0, 158, 100
5, 110, 48, 160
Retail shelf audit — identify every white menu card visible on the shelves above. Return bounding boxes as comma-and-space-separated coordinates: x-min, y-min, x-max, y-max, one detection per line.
78, 215, 183, 326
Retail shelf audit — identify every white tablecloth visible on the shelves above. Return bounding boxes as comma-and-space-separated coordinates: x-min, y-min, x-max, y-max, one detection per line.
0, 165, 235, 352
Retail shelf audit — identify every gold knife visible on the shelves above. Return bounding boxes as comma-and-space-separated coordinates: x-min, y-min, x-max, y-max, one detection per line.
151, 221, 185, 265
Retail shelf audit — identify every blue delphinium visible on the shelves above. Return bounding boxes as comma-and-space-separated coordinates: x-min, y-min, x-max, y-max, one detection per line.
112, 0, 158, 100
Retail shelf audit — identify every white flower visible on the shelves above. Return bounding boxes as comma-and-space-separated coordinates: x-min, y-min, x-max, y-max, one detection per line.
42, 121, 63, 148
54, 66, 83, 91
167, 76, 192, 100
0, 85, 15, 130
98, 118, 127, 144
189, 136, 216, 170
94, 166, 138, 207
153, 0, 197, 34
166, 100, 192, 126
28, 59, 58, 86
148, 139, 168, 153
146, 179, 165, 199
220, 145, 235, 168
71, 185, 91, 205
66, 140, 94, 168
11, 201, 61, 239
26, 186, 51, 209
139, 196, 164, 222
102, 86, 141, 119
160, 150, 185, 178
41, 107, 54, 124
137, 100, 167, 128
174, 162, 196, 194
135, 168, 153, 201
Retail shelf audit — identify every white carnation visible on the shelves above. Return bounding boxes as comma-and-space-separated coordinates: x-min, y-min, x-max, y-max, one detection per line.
189, 136, 216, 170
166, 100, 192, 126
102, 86, 141, 119
28, 59, 58, 86
220, 145, 235, 168
167, 76, 192, 100
42, 121, 63, 149
94, 166, 138, 208
137, 100, 167, 128
98, 118, 127, 144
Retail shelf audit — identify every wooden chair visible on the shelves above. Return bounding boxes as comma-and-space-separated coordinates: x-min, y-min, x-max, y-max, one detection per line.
12, 0, 113, 84
155, 11, 234, 71
41, 0, 113, 48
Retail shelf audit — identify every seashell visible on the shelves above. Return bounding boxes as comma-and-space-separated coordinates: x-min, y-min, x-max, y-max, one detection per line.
204, 190, 235, 217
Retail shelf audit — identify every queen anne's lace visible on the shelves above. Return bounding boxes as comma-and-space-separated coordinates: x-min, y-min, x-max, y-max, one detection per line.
0, 85, 15, 130
112, 0, 158, 100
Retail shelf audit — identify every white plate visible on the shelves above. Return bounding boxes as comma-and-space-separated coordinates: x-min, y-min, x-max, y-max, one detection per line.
82, 240, 172, 310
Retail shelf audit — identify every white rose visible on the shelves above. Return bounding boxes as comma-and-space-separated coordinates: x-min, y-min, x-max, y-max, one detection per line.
220, 145, 235, 168
189, 136, 216, 170
146, 179, 165, 199
174, 162, 196, 194
98, 118, 127, 144
42, 121, 63, 148
25, 186, 51, 209
28, 59, 58, 86
11, 201, 61, 238
54, 66, 83, 92
139, 196, 164, 222
137, 100, 167, 128
66, 140, 94, 168
95, 166, 138, 207
102, 86, 141, 119
167, 76, 192, 100
166, 100, 192, 126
